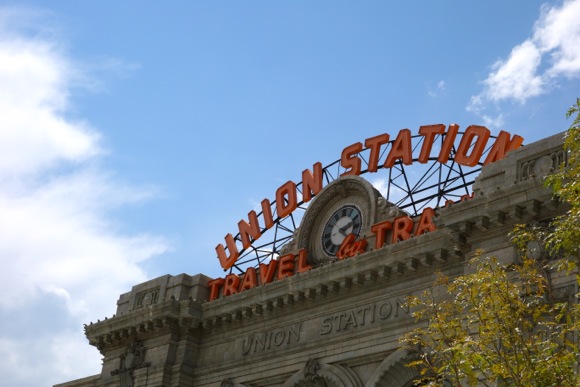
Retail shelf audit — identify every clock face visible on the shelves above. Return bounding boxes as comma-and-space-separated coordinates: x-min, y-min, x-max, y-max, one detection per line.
321, 204, 363, 256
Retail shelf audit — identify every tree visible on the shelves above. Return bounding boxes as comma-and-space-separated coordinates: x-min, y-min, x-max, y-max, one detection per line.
403, 253, 578, 387
402, 99, 580, 387
544, 98, 580, 264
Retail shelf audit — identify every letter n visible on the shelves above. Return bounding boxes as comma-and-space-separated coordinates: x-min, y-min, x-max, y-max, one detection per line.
238, 210, 262, 249
302, 162, 323, 203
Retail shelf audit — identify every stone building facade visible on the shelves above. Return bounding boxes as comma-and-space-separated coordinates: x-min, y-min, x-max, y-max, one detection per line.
55, 131, 570, 387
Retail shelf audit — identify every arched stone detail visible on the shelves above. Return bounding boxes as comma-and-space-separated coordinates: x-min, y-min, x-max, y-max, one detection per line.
296, 175, 381, 251
282, 359, 363, 387
365, 348, 420, 387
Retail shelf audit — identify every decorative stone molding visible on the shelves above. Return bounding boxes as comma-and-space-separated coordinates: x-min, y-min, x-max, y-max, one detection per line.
519, 149, 566, 182
133, 287, 160, 309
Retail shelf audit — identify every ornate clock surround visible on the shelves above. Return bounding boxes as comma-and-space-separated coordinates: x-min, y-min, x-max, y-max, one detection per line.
295, 175, 382, 266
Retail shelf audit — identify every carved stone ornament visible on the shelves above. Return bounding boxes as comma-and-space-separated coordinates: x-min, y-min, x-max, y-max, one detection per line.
134, 287, 160, 309
221, 378, 234, 387
519, 149, 567, 182
111, 342, 149, 387
292, 358, 332, 386
304, 358, 321, 376
533, 155, 553, 177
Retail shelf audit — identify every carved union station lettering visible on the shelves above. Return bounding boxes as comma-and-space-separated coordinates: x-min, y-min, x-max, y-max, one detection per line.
241, 323, 302, 356
320, 299, 409, 335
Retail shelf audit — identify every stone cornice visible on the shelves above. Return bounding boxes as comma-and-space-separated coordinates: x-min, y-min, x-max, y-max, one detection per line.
200, 227, 464, 328
439, 176, 561, 235
85, 297, 204, 352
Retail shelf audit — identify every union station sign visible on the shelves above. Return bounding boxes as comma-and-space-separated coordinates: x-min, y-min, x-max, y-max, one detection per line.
210, 124, 523, 301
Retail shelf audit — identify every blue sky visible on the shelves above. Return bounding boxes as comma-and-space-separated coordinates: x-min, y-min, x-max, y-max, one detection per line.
1, 1, 579, 386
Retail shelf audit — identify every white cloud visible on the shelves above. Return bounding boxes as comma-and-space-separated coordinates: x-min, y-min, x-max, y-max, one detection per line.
427, 79, 446, 97
483, 40, 544, 103
0, 41, 100, 175
468, 0, 580, 125
535, 0, 580, 77
0, 7, 167, 387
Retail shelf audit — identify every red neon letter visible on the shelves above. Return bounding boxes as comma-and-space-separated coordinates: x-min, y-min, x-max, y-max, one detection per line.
483, 130, 524, 165
341, 142, 363, 176
216, 233, 239, 270
418, 124, 445, 163
337, 234, 357, 260
238, 210, 262, 249
276, 181, 297, 218
455, 125, 490, 167
222, 273, 240, 297
392, 216, 414, 243
438, 124, 459, 163
415, 207, 436, 236
207, 278, 224, 302
261, 198, 274, 230
277, 254, 295, 280
302, 162, 323, 203
259, 260, 278, 285
364, 133, 390, 172
297, 249, 312, 273
371, 220, 392, 249
384, 129, 412, 168
337, 234, 367, 259
239, 267, 257, 291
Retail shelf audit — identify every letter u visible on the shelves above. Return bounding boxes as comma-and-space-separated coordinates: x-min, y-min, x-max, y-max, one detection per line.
216, 233, 239, 270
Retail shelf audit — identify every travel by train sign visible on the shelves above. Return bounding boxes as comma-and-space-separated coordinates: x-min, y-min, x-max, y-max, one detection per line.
210, 124, 523, 301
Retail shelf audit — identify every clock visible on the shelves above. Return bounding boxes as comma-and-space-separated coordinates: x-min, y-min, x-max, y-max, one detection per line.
297, 176, 378, 265
321, 204, 363, 256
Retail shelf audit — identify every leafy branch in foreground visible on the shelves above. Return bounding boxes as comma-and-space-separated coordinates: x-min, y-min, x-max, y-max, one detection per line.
544, 98, 580, 264
403, 252, 578, 387
402, 99, 580, 386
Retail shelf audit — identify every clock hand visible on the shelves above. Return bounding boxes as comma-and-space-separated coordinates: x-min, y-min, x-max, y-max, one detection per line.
339, 221, 353, 235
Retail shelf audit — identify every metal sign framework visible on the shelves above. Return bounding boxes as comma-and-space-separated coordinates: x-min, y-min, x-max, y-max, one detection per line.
227, 131, 500, 275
